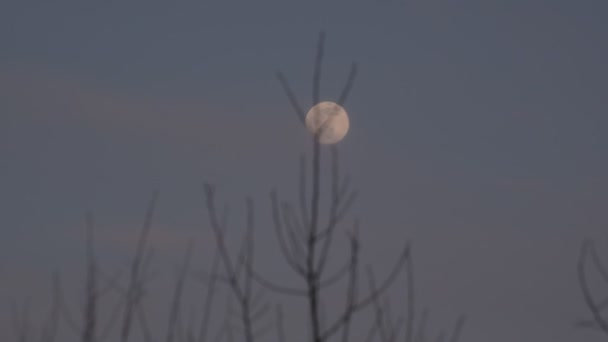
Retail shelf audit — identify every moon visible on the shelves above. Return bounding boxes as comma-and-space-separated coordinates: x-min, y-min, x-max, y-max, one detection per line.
305, 101, 350, 144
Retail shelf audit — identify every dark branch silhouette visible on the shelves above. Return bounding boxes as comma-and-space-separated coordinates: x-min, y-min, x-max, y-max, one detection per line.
578, 239, 608, 335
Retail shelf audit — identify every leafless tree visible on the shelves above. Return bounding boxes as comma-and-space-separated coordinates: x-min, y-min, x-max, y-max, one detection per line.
7, 31, 467, 342
51, 212, 124, 342
56, 194, 158, 342
202, 190, 273, 342
225, 31, 465, 342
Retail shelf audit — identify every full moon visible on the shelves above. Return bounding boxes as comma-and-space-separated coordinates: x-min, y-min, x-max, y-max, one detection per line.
305, 101, 350, 144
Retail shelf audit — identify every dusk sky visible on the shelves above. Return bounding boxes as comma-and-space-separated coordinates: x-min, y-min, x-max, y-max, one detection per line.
1, 1, 608, 341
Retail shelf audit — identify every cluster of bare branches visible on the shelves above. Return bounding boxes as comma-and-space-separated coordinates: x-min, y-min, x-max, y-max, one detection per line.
8, 191, 228, 342
202, 188, 274, 342
7, 31, 466, 342
202, 31, 466, 342
8, 195, 160, 342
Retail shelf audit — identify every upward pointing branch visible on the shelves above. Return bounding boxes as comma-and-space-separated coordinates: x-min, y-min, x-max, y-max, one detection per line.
120, 191, 159, 342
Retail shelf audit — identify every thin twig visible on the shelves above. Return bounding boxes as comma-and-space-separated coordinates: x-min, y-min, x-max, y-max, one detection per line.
166, 240, 194, 342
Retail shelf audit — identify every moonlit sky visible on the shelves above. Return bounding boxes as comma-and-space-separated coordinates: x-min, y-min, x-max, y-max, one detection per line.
1, 1, 608, 341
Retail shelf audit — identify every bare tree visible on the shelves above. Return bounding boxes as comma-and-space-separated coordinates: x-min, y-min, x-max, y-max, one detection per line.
253, 31, 465, 342
57, 212, 126, 342
202, 190, 272, 342
53, 193, 159, 342
7, 31, 467, 342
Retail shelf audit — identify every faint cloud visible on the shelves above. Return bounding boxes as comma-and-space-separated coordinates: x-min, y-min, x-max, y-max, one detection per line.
0, 62, 307, 156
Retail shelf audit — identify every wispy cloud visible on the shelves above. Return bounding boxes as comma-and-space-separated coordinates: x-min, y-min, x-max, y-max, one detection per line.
0, 62, 308, 156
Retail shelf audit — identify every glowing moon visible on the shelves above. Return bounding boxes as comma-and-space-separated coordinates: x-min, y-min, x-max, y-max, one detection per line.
305, 101, 350, 144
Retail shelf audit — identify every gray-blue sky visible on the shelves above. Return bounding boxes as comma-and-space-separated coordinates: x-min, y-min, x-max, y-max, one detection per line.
1, 0, 608, 341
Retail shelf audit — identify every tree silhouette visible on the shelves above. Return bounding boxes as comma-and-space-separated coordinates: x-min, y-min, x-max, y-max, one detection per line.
7, 31, 466, 342
205, 31, 466, 342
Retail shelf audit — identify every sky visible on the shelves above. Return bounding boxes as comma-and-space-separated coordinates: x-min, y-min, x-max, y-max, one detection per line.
1, 0, 608, 341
